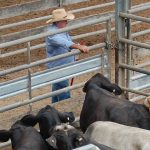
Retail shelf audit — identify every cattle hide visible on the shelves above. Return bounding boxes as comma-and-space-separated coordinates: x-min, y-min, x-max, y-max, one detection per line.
46, 124, 114, 150
85, 121, 150, 150
21, 105, 75, 139
0, 120, 50, 150
80, 73, 150, 132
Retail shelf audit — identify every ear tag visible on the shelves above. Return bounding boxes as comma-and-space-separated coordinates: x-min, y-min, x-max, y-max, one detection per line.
46, 135, 57, 149
113, 89, 116, 93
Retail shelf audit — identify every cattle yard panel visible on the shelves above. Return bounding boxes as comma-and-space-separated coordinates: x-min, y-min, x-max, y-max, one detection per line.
0, 15, 111, 148
1, 20, 149, 58
115, 0, 150, 100
0, 51, 104, 99
0, 16, 111, 111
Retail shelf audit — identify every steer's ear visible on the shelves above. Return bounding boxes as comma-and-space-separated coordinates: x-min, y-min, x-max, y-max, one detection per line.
111, 83, 122, 95
0, 130, 11, 142
20, 114, 38, 126
59, 112, 75, 123
83, 80, 89, 93
74, 135, 86, 147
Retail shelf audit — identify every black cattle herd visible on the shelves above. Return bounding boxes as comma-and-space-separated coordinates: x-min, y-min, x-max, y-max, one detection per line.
0, 73, 150, 150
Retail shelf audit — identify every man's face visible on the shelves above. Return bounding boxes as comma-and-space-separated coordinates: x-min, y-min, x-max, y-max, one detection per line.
56, 20, 68, 28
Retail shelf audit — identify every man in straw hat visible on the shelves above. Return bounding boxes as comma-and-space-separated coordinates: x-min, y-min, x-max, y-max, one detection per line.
45, 8, 89, 103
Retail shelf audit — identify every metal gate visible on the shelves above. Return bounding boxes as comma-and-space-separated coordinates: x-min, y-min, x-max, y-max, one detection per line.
0, 2, 112, 147
115, 0, 150, 100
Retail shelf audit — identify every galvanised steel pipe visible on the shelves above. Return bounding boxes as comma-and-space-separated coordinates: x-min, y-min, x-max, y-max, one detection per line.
0, 20, 145, 58
0, 141, 10, 149
0, 82, 85, 112
0, 43, 106, 76
129, 2, 150, 13
0, 1, 115, 30
1, 79, 150, 112
0, 16, 111, 49
119, 12, 150, 23
121, 87, 150, 97
130, 95, 147, 102
119, 63, 150, 75
119, 38, 150, 49
0, 28, 109, 58
1, 1, 149, 30
71, 1, 115, 13
135, 62, 150, 68
132, 29, 150, 38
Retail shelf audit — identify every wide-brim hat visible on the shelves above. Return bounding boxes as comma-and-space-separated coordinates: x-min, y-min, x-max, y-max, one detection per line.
46, 8, 75, 24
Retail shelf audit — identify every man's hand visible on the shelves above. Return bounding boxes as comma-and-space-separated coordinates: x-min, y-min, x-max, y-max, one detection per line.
78, 45, 89, 53
71, 44, 89, 53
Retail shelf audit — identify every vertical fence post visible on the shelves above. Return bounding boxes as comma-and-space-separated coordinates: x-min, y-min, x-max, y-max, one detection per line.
115, 0, 131, 90
59, 0, 63, 7
27, 42, 32, 113
126, 3, 132, 98
106, 18, 112, 80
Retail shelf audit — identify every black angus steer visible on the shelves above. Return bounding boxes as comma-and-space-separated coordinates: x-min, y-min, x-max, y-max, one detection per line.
80, 73, 150, 132
46, 124, 115, 150
0, 120, 50, 150
21, 105, 75, 139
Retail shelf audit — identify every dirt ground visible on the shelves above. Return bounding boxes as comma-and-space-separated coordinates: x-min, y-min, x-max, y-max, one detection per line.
0, 0, 150, 149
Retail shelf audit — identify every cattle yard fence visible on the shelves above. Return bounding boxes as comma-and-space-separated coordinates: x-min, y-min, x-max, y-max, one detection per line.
0, 0, 150, 149
115, 0, 150, 100
0, 2, 112, 148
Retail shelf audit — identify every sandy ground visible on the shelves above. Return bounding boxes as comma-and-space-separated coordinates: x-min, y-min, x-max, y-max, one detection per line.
0, 0, 150, 149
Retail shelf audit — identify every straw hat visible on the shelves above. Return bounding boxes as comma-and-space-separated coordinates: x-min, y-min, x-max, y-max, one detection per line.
46, 8, 75, 24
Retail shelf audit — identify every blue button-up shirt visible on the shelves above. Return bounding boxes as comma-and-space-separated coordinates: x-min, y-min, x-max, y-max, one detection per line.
45, 25, 75, 69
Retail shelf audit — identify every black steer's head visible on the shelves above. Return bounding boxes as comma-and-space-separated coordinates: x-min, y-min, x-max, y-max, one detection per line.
0, 119, 31, 149
0, 119, 26, 143
46, 124, 86, 150
21, 105, 75, 139
83, 73, 122, 95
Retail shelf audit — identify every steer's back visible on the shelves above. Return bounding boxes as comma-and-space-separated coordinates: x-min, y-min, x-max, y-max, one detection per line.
84, 121, 150, 150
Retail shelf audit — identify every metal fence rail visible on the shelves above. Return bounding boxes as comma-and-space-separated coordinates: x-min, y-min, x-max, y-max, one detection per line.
119, 12, 150, 23
119, 38, 150, 49
1, 19, 149, 58
0, 1, 115, 30
0, 52, 105, 99
0, 0, 88, 19
0, 16, 111, 49
0, 43, 105, 76
1, 1, 149, 30
0, 26, 109, 58
0, 82, 85, 112
130, 74, 150, 90
74, 144, 100, 150
0, 11, 114, 43
128, 2, 150, 13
